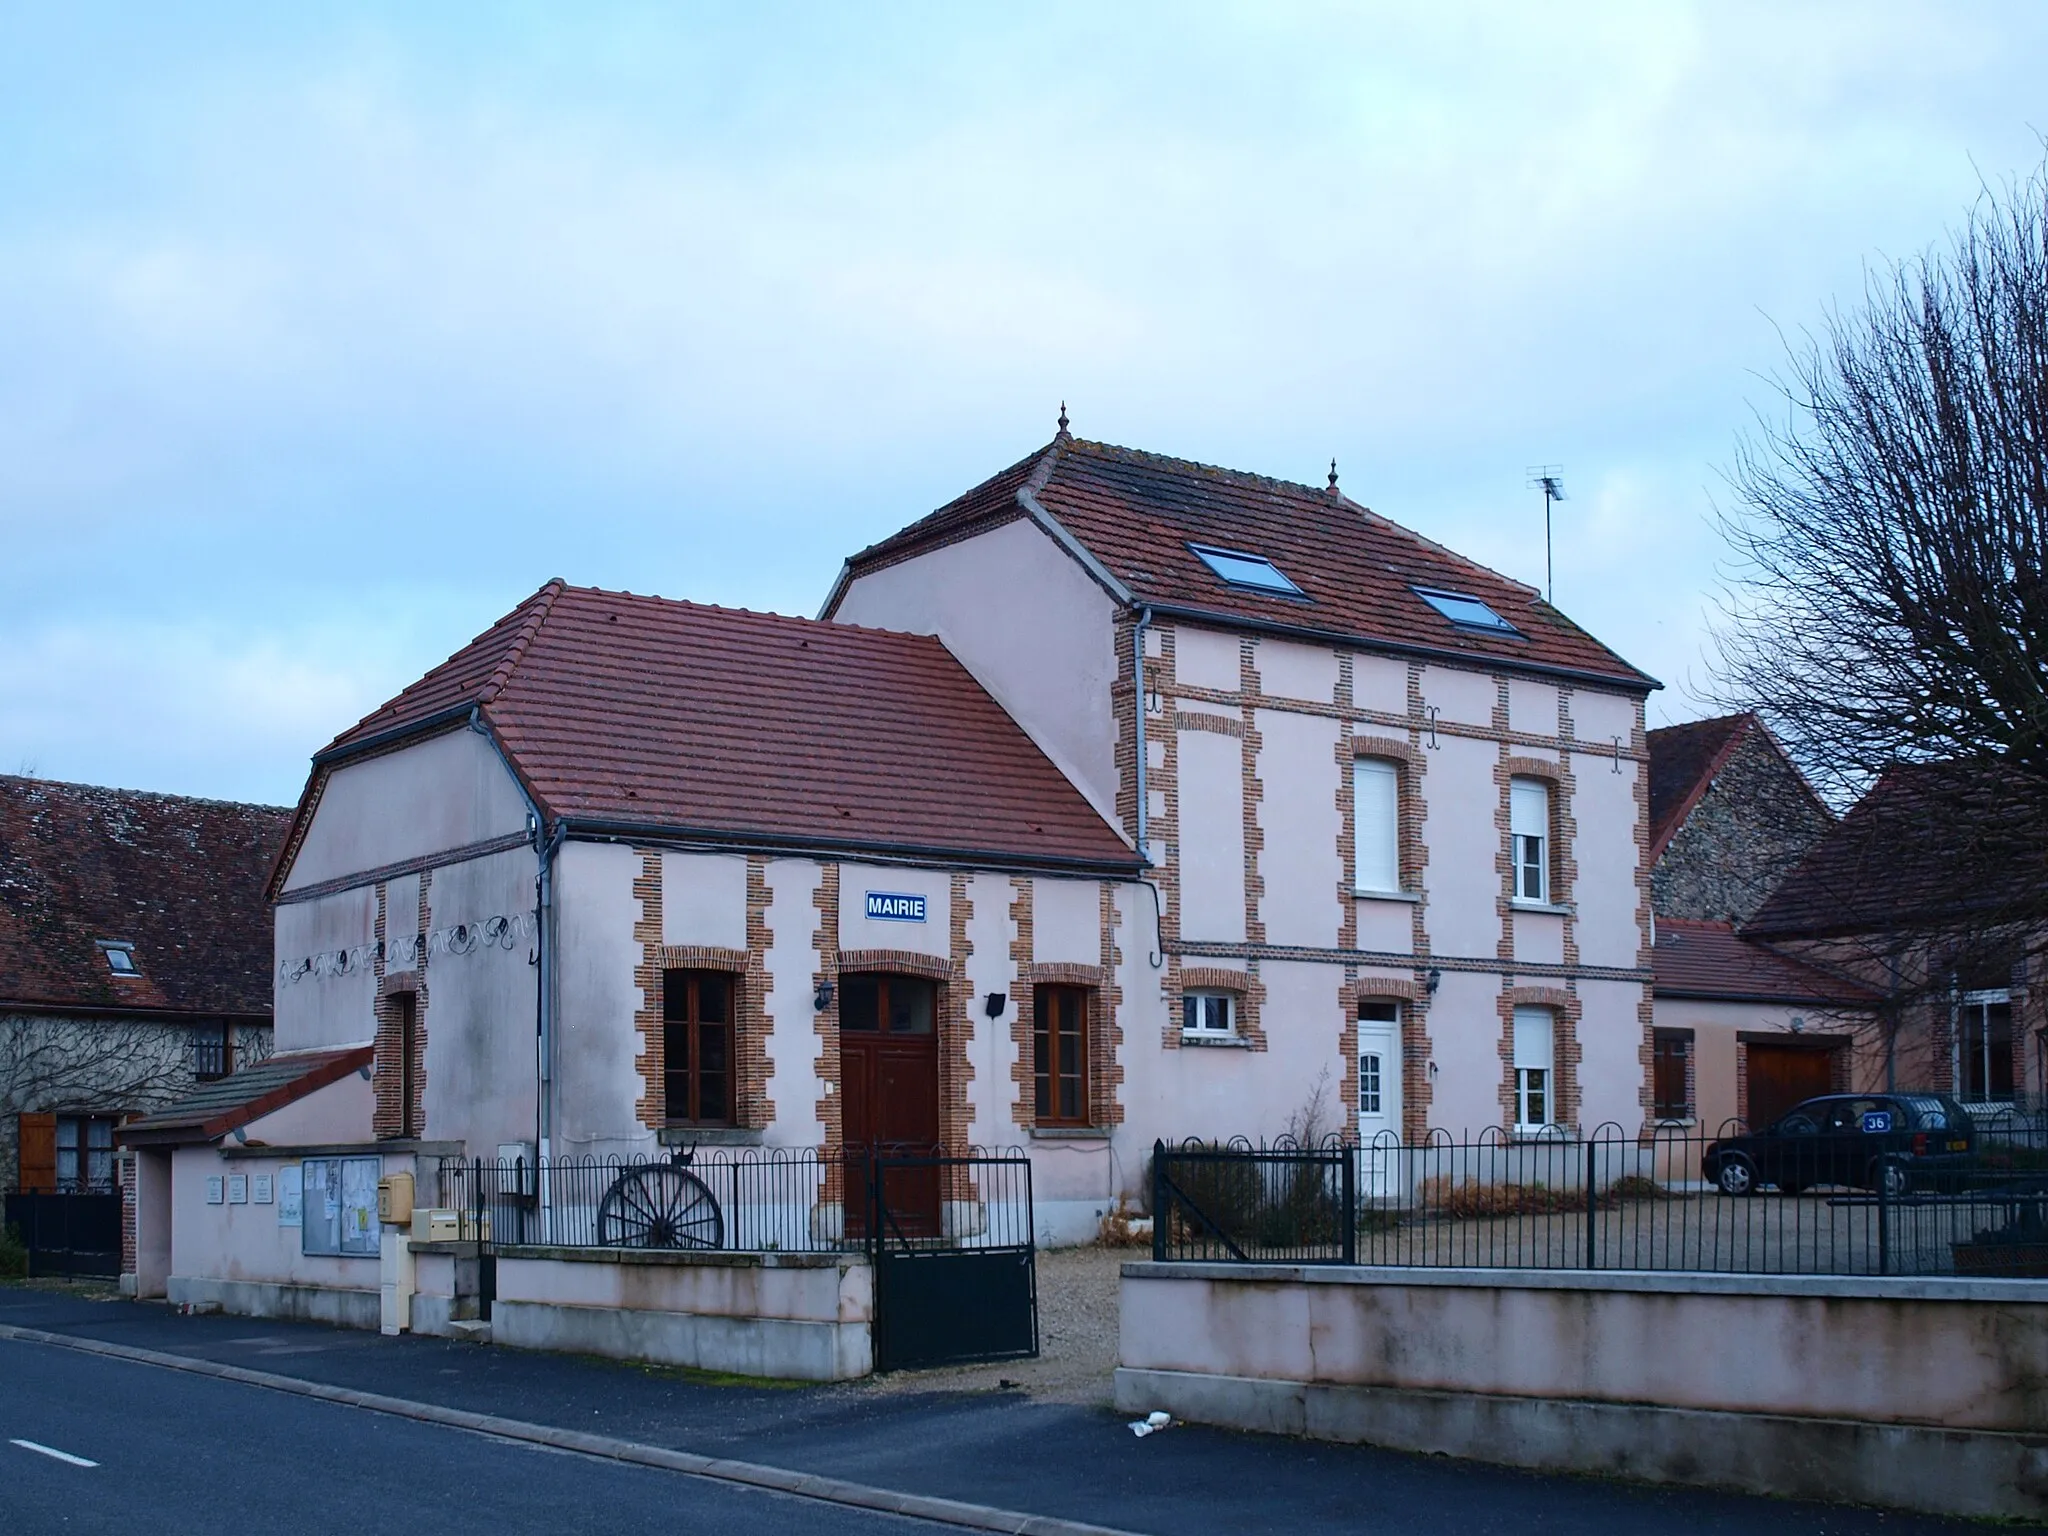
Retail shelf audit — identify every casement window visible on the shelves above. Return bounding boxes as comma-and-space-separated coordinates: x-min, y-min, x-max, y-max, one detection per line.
1033, 985, 1091, 1126
1353, 759, 1401, 895
1181, 990, 1239, 1044
1510, 778, 1551, 904
190, 1021, 233, 1082
1652, 1029, 1693, 1121
55, 1114, 119, 1192
1957, 991, 2015, 1102
1512, 1005, 1555, 1132
664, 969, 735, 1126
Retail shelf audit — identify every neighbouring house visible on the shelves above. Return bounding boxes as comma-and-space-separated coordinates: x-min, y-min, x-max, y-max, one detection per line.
1743, 760, 2048, 1117
826, 426, 1660, 1145
1, 775, 286, 1194
1642, 715, 1873, 1132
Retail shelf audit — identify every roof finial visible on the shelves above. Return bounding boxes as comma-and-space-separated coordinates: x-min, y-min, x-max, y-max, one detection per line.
1328, 457, 1339, 492
1057, 401, 1070, 437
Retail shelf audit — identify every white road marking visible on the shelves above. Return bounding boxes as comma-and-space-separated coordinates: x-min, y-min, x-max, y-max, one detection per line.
10, 1438, 98, 1468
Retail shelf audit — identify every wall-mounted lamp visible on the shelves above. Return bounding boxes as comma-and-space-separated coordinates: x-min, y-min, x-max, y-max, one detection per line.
1425, 967, 1442, 997
814, 980, 835, 1012
1789, 1015, 1805, 1034
984, 991, 1008, 1019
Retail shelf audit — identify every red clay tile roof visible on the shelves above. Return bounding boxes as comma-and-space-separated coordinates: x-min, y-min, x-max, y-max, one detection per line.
831, 436, 1655, 691
0, 777, 289, 1018
117, 1046, 372, 1146
294, 584, 1139, 880
1744, 761, 2048, 940
1647, 714, 1755, 860
1653, 918, 1877, 1006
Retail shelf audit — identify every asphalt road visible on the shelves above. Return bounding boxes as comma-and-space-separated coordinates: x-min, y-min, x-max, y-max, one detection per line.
0, 1285, 2028, 1535
0, 1336, 920, 1536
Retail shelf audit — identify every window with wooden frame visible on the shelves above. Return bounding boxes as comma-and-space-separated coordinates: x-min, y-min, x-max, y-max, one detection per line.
1652, 1029, 1693, 1121
190, 1020, 234, 1082
392, 992, 418, 1138
664, 969, 735, 1126
1353, 758, 1402, 895
1509, 777, 1552, 904
1033, 984, 1091, 1126
55, 1113, 119, 1191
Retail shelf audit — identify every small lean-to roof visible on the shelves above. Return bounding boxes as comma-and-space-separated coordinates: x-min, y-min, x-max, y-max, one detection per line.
117, 1046, 373, 1147
1653, 918, 1877, 1007
289, 584, 1139, 882
0, 776, 290, 1018
1744, 760, 2048, 940
831, 434, 1656, 692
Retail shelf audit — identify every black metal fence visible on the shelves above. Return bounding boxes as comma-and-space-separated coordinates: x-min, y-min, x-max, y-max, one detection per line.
1152, 1125, 2048, 1278
435, 1145, 1035, 1256
4, 1190, 123, 1278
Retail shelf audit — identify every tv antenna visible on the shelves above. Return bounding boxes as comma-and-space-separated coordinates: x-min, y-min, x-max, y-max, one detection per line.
1527, 467, 1566, 604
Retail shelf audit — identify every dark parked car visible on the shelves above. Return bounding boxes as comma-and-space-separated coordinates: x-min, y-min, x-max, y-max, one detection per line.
1703, 1094, 1974, 1197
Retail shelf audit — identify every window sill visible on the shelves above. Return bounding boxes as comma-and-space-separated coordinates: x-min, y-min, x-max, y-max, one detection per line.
1651, 1115, 1697, 1129
1180, 1034, 1252, 1049
1028, 1126, 1111, 1141
1353, 888, 1423, 904
1512, 1125, 1576, 1142
657, 1126, 763, 1147
1509, 900, 1573, 917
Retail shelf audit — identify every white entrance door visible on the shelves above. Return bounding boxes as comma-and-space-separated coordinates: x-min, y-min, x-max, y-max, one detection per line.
1358, 1003, 1404, 1196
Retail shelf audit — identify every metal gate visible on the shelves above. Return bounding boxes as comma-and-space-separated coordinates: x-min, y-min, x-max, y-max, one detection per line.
4, 1190, 123, 1278
867, 1150, 1038, 1372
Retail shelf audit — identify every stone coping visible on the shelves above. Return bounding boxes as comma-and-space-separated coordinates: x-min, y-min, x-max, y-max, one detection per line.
491, 1243, 863, 1270
1119, 1260, 2048, 1303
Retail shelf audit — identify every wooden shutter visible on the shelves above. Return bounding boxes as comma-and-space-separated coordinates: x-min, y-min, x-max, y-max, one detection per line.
1353, 760, 1400, 893
17, 1112, 57, 1192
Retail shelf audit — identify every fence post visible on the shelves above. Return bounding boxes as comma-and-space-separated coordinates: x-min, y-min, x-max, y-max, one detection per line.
1876, 1155, 1891, 1277
1150, 1140, 1166, 1263
1584, 1136, 1598, 1271
1340, 1145, 1357, 1266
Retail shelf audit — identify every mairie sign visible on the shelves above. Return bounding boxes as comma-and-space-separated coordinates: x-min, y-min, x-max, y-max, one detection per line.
865, 891, 927, 923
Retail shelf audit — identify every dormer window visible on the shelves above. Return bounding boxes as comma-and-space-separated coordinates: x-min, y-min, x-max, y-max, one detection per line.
1190, 544, 1303, 596
1414, 586, 1518, 635
99, 942, 138, 976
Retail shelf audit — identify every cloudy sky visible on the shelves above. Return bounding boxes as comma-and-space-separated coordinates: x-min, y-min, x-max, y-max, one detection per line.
2, 2, 2043, 805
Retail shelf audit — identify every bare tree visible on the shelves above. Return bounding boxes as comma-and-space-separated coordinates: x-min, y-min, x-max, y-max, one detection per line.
1714, 162, 2048, 989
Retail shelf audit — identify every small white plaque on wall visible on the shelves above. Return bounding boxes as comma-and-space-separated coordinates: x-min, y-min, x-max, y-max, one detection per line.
205, 1176, 225, 1205
252, 1173, 274, 1205
227, 1174, 249, 1205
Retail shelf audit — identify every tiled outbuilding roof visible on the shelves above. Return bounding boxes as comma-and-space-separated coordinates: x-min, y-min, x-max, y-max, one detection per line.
1653, 918, 1876, 1007
0, 776, 289, 1018
1744, 761, 2048, 940
1647, 714, 1753, 860
287, 584, 1141, 886
118, 1046, 372, 1146
829, 435, 1656, 691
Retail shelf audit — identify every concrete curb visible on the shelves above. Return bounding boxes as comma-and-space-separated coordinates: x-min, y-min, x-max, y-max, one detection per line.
0, 1323, 1139, 1536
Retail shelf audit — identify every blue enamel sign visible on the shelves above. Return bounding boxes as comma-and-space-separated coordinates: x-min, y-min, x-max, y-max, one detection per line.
1862, 1111, 1892, 1134
865, 892, 927, 923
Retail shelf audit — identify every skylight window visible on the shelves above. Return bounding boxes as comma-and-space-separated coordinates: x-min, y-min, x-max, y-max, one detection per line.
1414, 587, 1519, 635
99, 942, 138, 976
1190, 544, 1303, 597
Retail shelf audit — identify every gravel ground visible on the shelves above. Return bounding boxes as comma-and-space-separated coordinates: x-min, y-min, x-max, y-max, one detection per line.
865, 1243, 1130, 1404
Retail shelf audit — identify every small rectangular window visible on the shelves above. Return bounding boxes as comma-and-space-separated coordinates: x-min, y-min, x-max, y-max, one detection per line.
665, 969, 737, 1126
99, 942, 138, 976
1190, 544, 1303, 596
1513, 1005, 1555, 1131
1353, 759, 1400, 894
1510, 778, 1550, 904
1652, 1029, 1692, 1120
1414, 587, 1518, 634
1033, 985, 1091, 1125
1181, 991, 1238, 1043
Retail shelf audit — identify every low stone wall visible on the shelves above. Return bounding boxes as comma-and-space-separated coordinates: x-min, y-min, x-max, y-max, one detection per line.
482, 1244, 873, 1382
165, 1274, 380, 1331
1116, 1262, 2048, 1520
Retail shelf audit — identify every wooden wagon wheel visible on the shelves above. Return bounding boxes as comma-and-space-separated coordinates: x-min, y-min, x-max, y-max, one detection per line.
596, 1164, 724, 1250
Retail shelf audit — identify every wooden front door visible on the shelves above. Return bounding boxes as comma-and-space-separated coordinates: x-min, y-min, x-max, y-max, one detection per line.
840, 974, 941, 1236
1746, 1043, 1836, 1131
